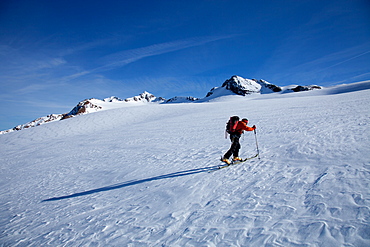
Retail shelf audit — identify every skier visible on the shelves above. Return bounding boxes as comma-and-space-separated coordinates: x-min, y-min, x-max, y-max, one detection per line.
222, 118, 256, 164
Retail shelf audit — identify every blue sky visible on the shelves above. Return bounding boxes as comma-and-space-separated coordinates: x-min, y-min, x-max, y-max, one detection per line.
1, 0, 369, 131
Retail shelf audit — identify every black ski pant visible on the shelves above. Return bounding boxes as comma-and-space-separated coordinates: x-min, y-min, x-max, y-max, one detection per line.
223, 134, 241, 159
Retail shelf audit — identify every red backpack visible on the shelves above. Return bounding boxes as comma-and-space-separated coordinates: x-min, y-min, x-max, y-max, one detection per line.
226, 116, 240, 134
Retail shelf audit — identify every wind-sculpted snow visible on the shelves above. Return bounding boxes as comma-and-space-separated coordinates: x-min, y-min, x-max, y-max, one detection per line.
0, 84, 369, 246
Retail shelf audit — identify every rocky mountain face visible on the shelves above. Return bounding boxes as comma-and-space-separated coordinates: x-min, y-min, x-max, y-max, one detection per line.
165, 96, 199, 103
104, 92, 164, 103
62, 99, 103, 120
221, 76, 262, 95
0, 99, 104, 134
0, 75, 322, 134
103, 96, 123, 102
3, 114, 65, 134
205, 76, 283, 97
253, 79, 283, 93
290, 85, 322, 92
205, 75, 321, 97
0, 92, 163, 134
123, 91, 164, 103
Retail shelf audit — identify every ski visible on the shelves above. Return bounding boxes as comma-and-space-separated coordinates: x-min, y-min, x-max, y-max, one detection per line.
219, 154, 258, 168
210, 154, 259, 172
233, 153, 259, 164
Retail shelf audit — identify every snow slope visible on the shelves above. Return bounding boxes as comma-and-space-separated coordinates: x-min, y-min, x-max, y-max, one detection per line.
1, 83, 369, 246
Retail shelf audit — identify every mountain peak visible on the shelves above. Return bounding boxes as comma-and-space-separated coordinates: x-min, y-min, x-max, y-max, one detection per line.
221, 76, 262, 95
123, 91, 160, 103
62, 99, 103, 120
205, 75, 281, 98
104, 96, 123, 102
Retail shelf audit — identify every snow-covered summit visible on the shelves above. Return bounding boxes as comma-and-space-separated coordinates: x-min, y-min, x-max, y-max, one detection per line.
62, 98, 103, 119
222, 75, 262, 95
205, 76, 281, 98
124, 91, 162, 103
104, 96, 123, 102
208, 75, 321, 96
44, 92, 163, 123
104, 92, 163, 103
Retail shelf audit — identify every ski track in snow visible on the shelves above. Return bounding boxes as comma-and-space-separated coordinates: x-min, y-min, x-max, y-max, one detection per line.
1, 86, 370, 246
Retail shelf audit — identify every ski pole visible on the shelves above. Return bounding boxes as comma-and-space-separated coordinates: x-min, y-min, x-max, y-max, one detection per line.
254, 129, 260, 159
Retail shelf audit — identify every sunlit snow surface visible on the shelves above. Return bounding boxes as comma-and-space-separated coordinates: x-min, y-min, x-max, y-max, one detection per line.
1, 82, 369, 246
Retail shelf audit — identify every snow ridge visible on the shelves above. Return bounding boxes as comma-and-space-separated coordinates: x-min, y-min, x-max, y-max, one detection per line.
0, 75, 361, 134
123, 91, 164, 103
0, 114, 65, 134
165, 96, 199, 103
253, 79, 283, 93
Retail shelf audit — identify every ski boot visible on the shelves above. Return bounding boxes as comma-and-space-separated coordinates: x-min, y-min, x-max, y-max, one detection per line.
233, 157, 242, 162
221, 158, 231, 165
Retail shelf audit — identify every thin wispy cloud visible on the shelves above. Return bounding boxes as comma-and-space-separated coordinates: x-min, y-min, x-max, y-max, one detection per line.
318, 50, 370, 71
334, 72, 370, 85
293, 43, 370, 71
0, 45, 65, 77
259, 41, 370, 85
13, 83, 51, 95
0, 36, 113, 85
64, 35, 237, 79
1, 97, 70, 109
59, 38, 114, 57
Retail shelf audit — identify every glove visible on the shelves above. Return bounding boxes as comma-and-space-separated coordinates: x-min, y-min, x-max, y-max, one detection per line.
252, 125, 256, 129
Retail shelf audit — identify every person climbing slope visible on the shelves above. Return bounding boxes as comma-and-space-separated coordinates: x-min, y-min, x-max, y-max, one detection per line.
222, 117, 256, 164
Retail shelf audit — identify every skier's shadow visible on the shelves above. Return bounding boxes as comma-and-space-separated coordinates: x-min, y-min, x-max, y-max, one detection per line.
42, 165, 219, 202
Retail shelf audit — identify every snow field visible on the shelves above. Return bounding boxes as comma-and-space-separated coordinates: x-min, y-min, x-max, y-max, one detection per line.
1, 86, 369, 246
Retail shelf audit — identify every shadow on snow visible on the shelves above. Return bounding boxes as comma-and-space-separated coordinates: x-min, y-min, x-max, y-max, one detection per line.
42, 165, 219, 202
